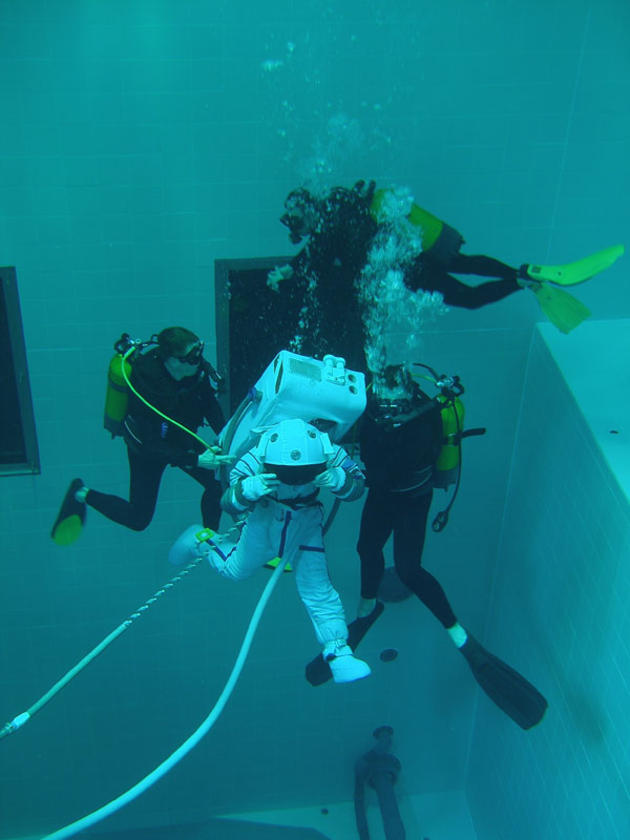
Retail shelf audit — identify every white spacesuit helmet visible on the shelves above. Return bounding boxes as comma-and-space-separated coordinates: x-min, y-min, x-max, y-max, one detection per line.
261, 418, 330, 485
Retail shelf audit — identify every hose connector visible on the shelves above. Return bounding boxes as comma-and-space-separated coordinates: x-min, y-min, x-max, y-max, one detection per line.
0, 711, 31, 739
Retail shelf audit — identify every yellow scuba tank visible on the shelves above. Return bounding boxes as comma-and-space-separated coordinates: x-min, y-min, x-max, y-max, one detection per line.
411, 362, 485, 532
369, 187, 445, 251
434, 395, 464, 489
104, 353, 133, 437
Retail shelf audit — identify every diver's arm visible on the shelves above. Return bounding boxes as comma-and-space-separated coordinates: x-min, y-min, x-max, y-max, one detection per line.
199, 376, 226, 435
267, 263, 295, 291
267, 236, 319, 289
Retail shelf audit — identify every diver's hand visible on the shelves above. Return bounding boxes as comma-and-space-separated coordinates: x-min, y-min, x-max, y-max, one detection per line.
313, 467, 346, 492
241, 473, 280, 501
197, 446, 236, 470
267, 264, 294, 291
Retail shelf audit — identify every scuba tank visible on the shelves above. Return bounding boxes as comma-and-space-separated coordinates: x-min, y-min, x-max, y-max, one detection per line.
369, 185, 445, 251
104, 354, 130, 437
103, 333, 143, 438
365, 182, 464, 262
411, 363, 486, 532
434, 392, 465, 489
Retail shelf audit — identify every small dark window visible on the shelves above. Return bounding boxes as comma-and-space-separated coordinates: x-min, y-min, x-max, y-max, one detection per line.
214, 257, 301, 415
0, 267, 40, 475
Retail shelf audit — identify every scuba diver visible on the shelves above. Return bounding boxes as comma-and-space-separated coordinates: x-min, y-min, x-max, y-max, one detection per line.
268, 180, 623, 361
51, 327, 234, 545
306, 363, 548, 729
169, 417, 372, 684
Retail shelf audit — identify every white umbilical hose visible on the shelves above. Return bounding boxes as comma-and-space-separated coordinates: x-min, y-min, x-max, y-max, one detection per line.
41, 556, 288, 840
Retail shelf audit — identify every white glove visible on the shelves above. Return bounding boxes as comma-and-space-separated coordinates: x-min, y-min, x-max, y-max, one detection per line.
313, 467, 346, 492
197, 446, 236, 470
240, 473, 280, 502
267, 264, 294, 291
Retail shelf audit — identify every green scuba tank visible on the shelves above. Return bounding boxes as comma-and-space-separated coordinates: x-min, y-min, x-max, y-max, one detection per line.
370, 187, 445, 250
103, 334, 143, 438
104, 353, 133, 437
434, 395, 464, 489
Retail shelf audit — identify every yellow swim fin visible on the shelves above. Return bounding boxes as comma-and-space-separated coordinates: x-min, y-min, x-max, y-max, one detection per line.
527, 244, 624, 286
532, 283, 591, 334
51, 478, 86, 545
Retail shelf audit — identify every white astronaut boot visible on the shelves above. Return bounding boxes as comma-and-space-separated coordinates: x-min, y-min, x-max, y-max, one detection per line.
323, 639, 372, 684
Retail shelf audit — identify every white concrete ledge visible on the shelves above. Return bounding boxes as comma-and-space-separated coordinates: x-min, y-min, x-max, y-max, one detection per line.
538, 319, 630, 501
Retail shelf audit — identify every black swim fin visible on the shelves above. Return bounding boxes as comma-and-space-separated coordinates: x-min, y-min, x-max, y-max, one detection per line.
305, 601, 385, 686
460, 634, 548, 730
51, 478, 86, 546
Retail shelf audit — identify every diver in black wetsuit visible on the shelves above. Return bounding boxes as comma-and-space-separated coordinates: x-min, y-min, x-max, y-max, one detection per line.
304, 362, 548, 729
268, 180, 533, 370
273, 185, 549, 725
356, 365, 455, 627
51, 327, 234, 543
268, 179, 525, 625
268, 184, 377, 370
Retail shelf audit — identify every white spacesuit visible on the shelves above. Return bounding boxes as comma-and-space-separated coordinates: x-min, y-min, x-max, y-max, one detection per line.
169, 418, 371, 684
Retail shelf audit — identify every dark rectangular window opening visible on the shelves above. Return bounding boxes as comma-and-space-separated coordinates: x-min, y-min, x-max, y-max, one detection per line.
0, 267, 40, 475
214, 256, 302, 417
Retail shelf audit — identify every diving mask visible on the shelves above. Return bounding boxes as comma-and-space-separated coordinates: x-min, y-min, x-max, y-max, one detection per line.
174, 341, 204, 366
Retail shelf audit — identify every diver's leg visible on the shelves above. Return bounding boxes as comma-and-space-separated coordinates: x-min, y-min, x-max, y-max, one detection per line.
390, 494, 547, 726
356, 487, 395, 614
204, 504, 274, 581
391, 493, 474, 645
85, 446, 165, 531
404, 256, 520, 309
292, 507, 347, 644
293, 506, 370, 683
392, 491, 457, 628
448, 253, 518, 281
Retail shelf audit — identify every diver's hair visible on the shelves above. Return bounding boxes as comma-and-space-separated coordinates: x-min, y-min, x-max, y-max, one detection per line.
381, 364, 414, 391
371, 364, 418, 400
156, 327, 200, 359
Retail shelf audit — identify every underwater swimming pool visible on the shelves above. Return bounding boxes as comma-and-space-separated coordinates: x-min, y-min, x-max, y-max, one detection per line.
0, 2, 628, 839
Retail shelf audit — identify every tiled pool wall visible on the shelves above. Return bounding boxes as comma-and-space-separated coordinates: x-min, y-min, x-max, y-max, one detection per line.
466, 322, 630, 840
